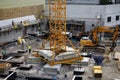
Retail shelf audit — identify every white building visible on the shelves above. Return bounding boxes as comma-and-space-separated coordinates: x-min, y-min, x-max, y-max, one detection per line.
46, 3, 120, 32
66, 0, 99, 4
66, 4, 120, 31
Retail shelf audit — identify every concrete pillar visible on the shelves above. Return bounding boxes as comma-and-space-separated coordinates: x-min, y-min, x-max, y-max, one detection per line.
101, 33, 104, 42
112, 0, 115, 3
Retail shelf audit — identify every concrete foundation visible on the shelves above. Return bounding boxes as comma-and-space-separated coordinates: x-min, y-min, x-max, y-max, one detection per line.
71, 57, 90, 67
73, 68, 85, 75
43, 64, 61, 75
72, 75, 87, 80
28, 56, 41, 64
113, 52, 120, 60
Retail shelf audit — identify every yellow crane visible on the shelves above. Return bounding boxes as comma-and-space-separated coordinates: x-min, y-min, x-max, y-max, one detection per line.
38, 0, 83, 66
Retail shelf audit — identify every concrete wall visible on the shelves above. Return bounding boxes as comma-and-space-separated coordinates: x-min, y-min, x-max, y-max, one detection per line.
0, 0, 45, 8
0, 29, 22, 43
67, 5, 104, 19
66, 5, 104, 31
0, 0, 45, 43
104, 4, 120, 26
0, 26, 37, 43
46, 3, 120, 32
46, 4, 120, 31
112, 0, 120, 4
66, 4, 120, 31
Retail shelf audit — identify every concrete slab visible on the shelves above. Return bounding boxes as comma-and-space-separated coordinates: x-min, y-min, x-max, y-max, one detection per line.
66, 46, 75, 52
19, 64, 32, 70
28, 56, 41, 64
35, 46, 81, 61
71, 57, 90, 67
114, 52, 120, 60
38, 50, 55, 61
43, 64, 61, 75
72, 75, 87, 80
55, 51, 79, 61
8, 56, 24, 63
73, 68, 85, 75
81, 52, 88, 56
113, 79, 120, 80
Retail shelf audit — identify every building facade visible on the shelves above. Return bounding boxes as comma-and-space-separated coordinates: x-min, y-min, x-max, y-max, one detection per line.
46, 2, 120, 32
66, 4, 120, 31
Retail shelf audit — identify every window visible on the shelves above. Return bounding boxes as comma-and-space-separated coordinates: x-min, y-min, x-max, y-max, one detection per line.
107, 16, 111, 22
116, 15, 119, 21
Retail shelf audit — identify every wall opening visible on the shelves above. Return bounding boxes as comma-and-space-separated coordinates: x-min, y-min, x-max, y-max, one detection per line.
107, 16, 111, 22
116, 15, 119, 21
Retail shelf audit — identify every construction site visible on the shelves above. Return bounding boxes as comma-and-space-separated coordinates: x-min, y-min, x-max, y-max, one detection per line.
0, 0, 120, 80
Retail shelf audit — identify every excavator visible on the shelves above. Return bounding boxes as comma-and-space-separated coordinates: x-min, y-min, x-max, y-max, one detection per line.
109, 26, 120, 52
80, 25, 120, 52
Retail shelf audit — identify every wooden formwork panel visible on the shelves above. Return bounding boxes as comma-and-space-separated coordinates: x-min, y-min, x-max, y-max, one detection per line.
0, 5, 44, 20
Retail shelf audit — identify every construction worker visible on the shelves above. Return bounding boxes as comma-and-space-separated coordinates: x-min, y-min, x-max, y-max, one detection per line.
12, 20, 15, 27
64, 74, 68, 80
38, 26, 41, 34
28, 45, 32, 54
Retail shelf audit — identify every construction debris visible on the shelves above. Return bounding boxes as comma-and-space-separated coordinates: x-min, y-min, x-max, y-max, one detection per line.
0, 63, 11, 73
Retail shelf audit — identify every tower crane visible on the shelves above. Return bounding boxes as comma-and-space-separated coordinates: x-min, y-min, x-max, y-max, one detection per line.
38, 0, 83, 66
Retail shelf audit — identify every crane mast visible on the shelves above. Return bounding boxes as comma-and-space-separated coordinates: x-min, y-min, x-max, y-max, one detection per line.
49, 0, 66, 53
